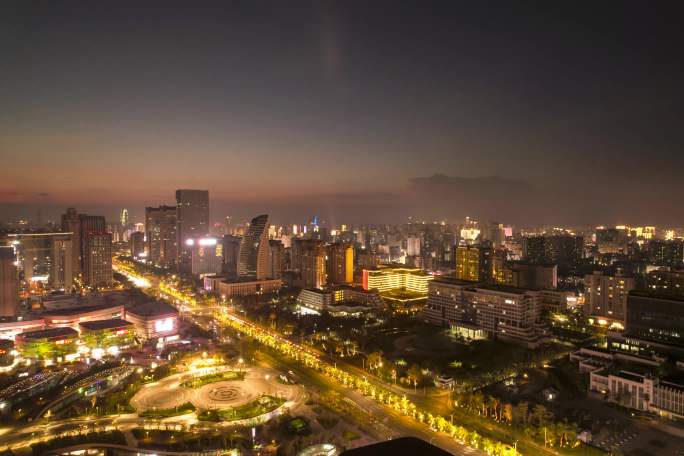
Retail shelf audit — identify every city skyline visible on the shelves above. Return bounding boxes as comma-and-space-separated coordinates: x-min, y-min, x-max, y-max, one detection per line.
2, 2, 684, 225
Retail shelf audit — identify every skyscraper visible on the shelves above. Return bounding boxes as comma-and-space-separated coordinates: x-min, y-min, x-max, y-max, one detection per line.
238, 214, 269, 279
300, 239, 327, 289
130, 231, 145, 258
0, 246, 17, 317
78, 214, 106, 274
145, 205, 178, 268
268, 240, 284, 279
83, 232, 112, 289
327, 242, 354, 285
176, 189, 209, 261
222, 234, 241, 278
61, 207, 82, 278
8, 233, 73, 291
120, 208, 129, 227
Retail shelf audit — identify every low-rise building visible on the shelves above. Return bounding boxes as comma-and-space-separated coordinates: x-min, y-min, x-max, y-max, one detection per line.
589, 365, 684, 420
15, 327, 79, 361
217, 278, 282, 298
125, 301, 179, 342
78, 318, 135, 354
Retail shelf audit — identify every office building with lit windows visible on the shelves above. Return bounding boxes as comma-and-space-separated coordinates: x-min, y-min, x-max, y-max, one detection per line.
238, 214, 269, 279
326, 242, 354, 285
585, 271, 636, 327
145, 205, 178, 267
188, 237, 223, 277
176, 189, 209, 263
362, 266, 433, 294
83, 232, 113, 289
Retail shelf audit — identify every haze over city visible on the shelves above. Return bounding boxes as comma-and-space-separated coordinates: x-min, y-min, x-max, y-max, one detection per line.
2, 3, 684, 456
2, 1, 683, 225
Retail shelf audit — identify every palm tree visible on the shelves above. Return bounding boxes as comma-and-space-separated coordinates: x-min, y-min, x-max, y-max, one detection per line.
367, 351, 383, 372
407, 364, 422, 392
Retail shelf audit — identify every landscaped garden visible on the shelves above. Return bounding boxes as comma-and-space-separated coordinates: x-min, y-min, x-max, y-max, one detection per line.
180, 370, 245, 388
197, 395, 285, 422
138, 402, 197, 418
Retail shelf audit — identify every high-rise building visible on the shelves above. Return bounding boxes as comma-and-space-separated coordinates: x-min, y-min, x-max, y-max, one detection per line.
268, 240, 284, 279
120, 208, 129, 227
523, 235, 584, 275
502, 262, 557, 290
78, 214, 106, 275
61, 208, 82, 278
626, 292, 684, 346
222, 235, 241, 278
238, 214, 269, 279
130, 231, 145, 258
596, 228, 629, 254
406, 237, 421, 257
188, 237, 223, 277
584, 271, 636, 327
455, 245, 501, 282
455, 246, 481, 281
145, 205, 178, 268
176, 189, 209, 261
83, 232, 112, 289
648, 240, 684, 267
292, 239, 327, 289
646, 268, 684, 297
0, 246, 17, 317
8, 233, 73, 291
326, 243, 354, 285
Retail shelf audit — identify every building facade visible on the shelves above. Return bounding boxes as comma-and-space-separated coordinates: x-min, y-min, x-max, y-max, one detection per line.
145, 205, 178, 267
176, 189, 209, 262
238, 214, 269, 279
83, 232, 113, 289
585, 271, 636, 327
0, 247, 17, 317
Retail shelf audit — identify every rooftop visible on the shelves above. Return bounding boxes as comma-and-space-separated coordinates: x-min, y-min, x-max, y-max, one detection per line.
127, 301, 178, 318
42, 303, 123, 317
79, 319, 133, 331
431, 276, 480, 286
18, 327, 78, 340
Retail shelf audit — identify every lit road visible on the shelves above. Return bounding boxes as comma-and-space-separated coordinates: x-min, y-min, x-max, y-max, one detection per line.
114, 258, 495, 455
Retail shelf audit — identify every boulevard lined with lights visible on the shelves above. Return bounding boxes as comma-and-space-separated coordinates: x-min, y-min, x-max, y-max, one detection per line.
115, 257, 519, 456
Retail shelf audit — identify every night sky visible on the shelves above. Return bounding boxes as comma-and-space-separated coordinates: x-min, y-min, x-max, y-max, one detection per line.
1, 1, 683, 225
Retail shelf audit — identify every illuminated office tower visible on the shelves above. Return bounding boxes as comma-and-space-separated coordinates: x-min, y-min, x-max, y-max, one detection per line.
145, 205, 178, 267
0, 246, 17, 317
60, 208, 82, 278
176, 189, 209, 261
83, 232, 113, 289
120, 208, 129, 227
268, 240, 284, 279
326, 242, 354, 285
130, 231, 145, 258
407, 237, 421, 257
455, 245, 482, 281
188, 237, 222, 276
238, 214, 269, 279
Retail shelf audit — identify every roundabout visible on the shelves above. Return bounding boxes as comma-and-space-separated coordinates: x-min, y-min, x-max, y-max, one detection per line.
130, 366, 301, 423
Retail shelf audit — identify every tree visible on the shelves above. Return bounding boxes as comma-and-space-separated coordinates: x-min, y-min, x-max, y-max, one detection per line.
513, 401, 529, 426
407, 364, 422, 392
532, 404, 551, 427
367, 351, 383, 372
502, 403, 513, 424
